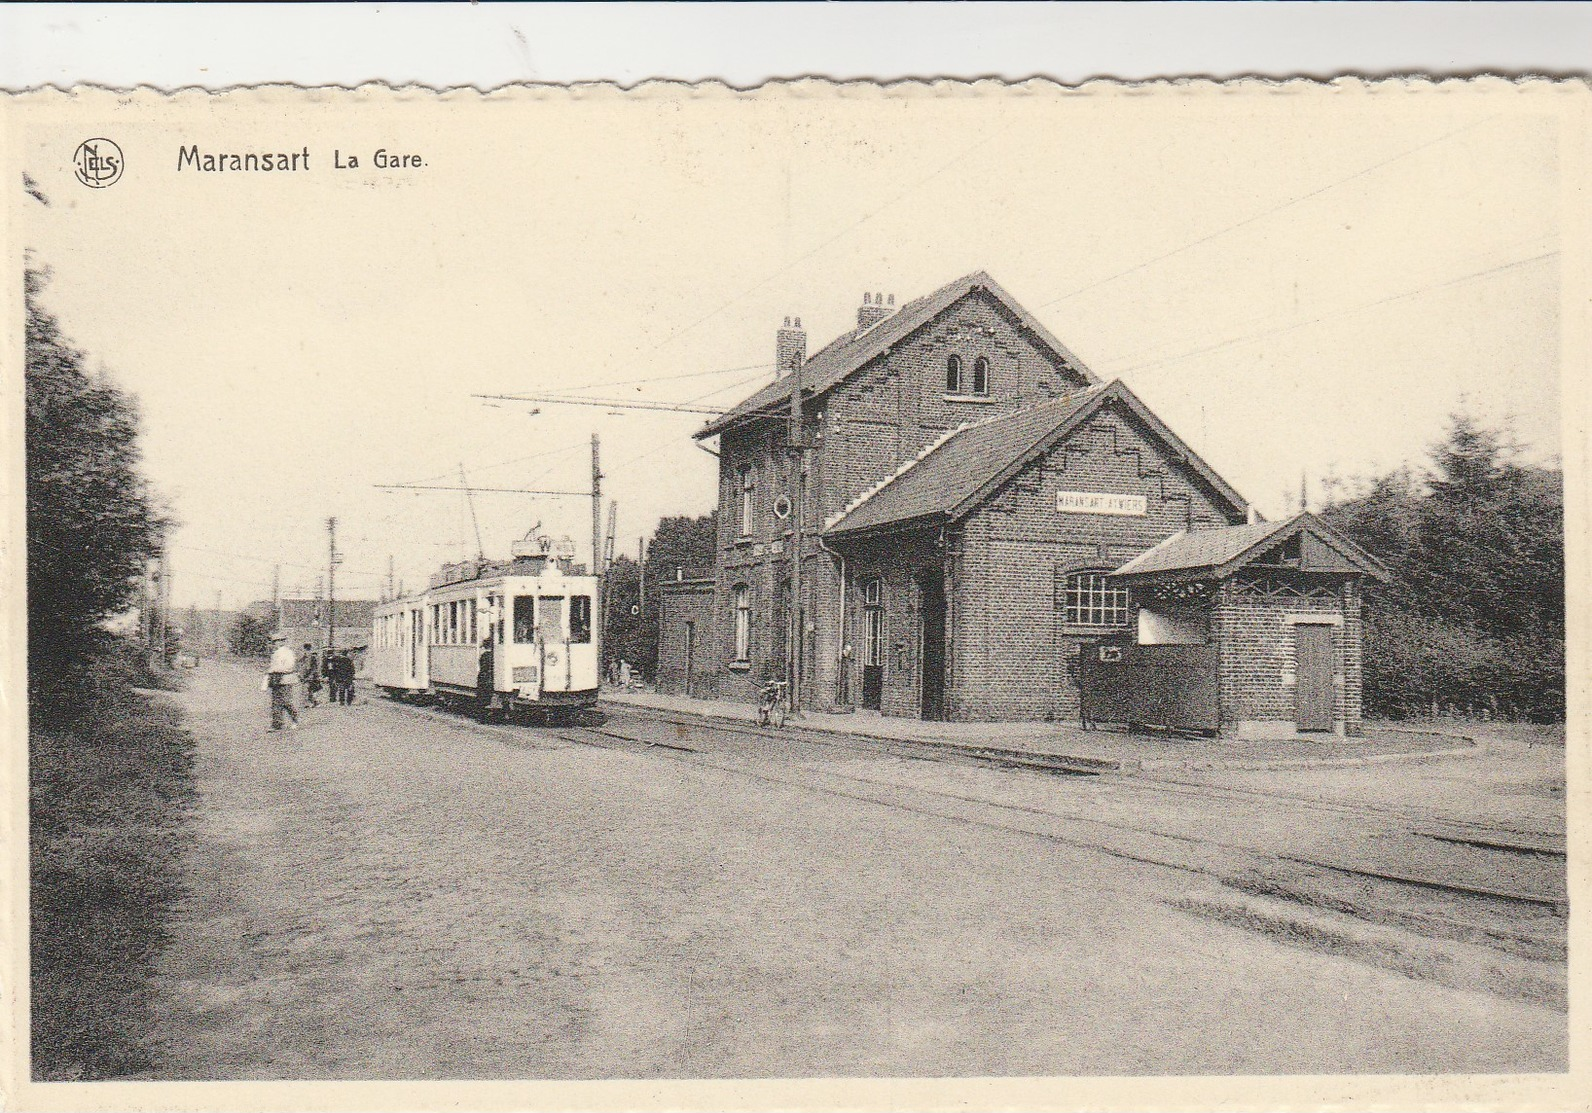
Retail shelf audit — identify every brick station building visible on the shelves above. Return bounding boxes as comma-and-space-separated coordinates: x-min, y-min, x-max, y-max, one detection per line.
658, 271, 1386, 734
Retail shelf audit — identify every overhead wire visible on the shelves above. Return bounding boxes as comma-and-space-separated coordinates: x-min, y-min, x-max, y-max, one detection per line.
1036, 117, 1494, 310
631, 121, 1022, 357
1110, 250, 1556, 378
1097, 232, 1556, 371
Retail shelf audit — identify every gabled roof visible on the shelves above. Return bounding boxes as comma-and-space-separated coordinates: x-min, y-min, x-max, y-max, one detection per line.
697, 270, 1099, 439
824, 379, 1249, 538
1112, 512, 1391, 583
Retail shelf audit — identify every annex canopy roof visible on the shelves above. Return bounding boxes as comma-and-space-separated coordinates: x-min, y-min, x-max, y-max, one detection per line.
1111, 512, 1391, 583
824, 379, 1249, 539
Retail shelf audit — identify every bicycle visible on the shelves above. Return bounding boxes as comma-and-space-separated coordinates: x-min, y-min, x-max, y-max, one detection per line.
756, 678, 789, 729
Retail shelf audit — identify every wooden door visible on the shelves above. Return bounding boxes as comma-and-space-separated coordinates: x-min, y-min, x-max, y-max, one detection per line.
861, 606, 884, 710
920, 573, 946, 721
1295, 624, 1335, 732
683, 621, 696, 697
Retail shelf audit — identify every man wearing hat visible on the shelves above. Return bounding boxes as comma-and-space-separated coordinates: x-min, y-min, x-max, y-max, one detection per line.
265, 632, 300, 731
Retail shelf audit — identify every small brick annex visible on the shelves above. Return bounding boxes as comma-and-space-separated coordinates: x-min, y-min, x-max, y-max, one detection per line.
658, 271, 1390, 734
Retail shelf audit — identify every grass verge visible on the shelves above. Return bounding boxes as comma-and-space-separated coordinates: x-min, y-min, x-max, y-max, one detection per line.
30, 662, 195, 1080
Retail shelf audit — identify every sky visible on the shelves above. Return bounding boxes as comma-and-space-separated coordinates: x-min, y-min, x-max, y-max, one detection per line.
16, 82, 1566, 612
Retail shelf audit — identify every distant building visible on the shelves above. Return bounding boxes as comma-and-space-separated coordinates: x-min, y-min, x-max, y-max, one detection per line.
660, 271, 1387, 734
247, 597, 377, 667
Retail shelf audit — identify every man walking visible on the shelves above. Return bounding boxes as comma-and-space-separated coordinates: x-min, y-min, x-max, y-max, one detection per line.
266, 632, 300, 731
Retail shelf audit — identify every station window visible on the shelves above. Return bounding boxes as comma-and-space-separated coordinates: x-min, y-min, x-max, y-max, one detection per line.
513, 595, 537, 643
1062, 570, 1130, 628
946, 355, 962, 393
864, 608, 885, 668
971, 356, 989, 396
570, 595, 592, 644
739, 465, 756, 536
733, 585, 751, 662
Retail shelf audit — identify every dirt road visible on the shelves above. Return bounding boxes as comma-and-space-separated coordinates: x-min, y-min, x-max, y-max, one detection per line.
147, 661, 1564, 1078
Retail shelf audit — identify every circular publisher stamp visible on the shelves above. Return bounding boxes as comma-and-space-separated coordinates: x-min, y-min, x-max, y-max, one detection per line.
73, 138, 124, 188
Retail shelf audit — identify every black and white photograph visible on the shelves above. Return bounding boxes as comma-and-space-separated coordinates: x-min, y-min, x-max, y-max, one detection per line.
4, 10, 1587, 1110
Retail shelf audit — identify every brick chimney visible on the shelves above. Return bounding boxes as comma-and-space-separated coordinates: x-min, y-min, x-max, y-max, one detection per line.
775, 316, 806, 379
856, 291, 895, 331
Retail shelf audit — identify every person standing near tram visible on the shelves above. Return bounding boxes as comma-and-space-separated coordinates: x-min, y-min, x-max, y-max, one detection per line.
265, 632, 300, 731
301, 642, 322, 707
476, 633, 496, 722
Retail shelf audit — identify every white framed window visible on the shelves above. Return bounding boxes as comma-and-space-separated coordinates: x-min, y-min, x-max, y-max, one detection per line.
733, 585, 751, 662
738, 465, 755, 536
971, 356, 990, 396
861, 577, 885, 667
1062, 570, 1130, 628
862, 576, 882, 607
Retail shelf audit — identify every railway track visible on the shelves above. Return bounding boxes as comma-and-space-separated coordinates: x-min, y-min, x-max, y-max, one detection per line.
379, 694, 1567, 927
608, 703, 1565, 857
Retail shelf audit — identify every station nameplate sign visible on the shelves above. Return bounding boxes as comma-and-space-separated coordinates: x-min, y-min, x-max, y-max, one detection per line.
1056, 491, 1147, 516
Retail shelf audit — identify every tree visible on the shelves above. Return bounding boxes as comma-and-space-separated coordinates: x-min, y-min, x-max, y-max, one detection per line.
26, 267, 167, 712
1321, 410, 1563, 721
228, 613, 275, 659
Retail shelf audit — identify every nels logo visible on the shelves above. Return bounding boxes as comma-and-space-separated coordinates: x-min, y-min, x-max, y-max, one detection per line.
73, 138, 124, 188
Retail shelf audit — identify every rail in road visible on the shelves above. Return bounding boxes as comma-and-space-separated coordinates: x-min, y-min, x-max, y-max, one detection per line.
379, 694, 1566, 962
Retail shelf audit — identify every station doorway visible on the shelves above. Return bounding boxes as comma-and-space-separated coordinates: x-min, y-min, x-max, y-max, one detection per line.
920, 572, 946, 721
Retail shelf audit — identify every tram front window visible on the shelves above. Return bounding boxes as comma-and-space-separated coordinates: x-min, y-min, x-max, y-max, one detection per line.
513, 595, 537, 643
538, 596, 565, 642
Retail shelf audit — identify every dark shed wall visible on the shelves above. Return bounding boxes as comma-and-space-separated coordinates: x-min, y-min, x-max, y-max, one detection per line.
656, 581, 717, 698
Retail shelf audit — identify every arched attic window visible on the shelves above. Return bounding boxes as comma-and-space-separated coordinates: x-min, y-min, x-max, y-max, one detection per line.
971, 356, 990, 395
946, 355, 962, 393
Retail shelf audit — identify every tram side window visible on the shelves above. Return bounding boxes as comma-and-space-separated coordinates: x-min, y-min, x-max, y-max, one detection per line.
570, 595, 592, 643
514, 595, 537, 643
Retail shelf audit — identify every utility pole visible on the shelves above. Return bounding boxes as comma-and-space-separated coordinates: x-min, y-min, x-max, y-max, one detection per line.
327, 516, 340, 653
590, 434, 603, 579
214, 589, 223, 657
153, 526, 170, 667
637, 536, 646, 615
788, 332, 804, 714
272, 564, 281, 630
387, 554, 395, 602
600, 501, 617, 656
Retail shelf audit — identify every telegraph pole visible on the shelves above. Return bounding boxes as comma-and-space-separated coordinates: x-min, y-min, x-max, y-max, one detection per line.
788, 334, 804, 713
590, 434, 603, 579
154, 527, 170, 667
214, 589, 223, 657
387, 554, 396, 602
327, 516, 340, 653
637, 537, 646, 614
272, 564, 281, 630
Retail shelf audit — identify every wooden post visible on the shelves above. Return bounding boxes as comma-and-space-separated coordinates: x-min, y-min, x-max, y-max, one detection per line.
327, 516, 338, 652
788, 333, 803, 713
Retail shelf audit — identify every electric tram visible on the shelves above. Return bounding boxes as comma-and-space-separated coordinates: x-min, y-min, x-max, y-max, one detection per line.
369, 533, 600, 720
